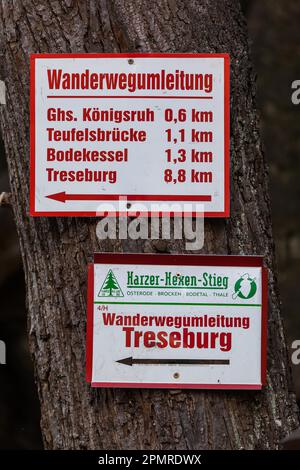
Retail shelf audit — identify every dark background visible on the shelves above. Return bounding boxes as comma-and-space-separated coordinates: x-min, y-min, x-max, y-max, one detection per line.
0, 0, 299, 449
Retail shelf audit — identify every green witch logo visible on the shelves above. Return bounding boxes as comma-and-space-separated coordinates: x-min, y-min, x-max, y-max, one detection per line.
98, 269, 124, 298
233, 274, 257, 300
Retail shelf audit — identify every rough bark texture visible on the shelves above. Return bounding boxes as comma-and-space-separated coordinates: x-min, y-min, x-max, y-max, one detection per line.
0, 0, 299, 450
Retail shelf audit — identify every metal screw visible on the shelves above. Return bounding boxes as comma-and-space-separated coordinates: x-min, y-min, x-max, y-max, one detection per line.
173, 372, 180, 379
128, 59, 134, 65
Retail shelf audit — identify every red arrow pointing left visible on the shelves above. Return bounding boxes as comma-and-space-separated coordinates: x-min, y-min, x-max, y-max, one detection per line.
46, 192, 134, 203
46, 192, 212, 203
46, 191, 67, 203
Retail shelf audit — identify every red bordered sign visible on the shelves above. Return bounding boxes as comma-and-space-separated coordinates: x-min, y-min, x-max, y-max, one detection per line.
30, 53, 230, 217
86, 253, 267, 389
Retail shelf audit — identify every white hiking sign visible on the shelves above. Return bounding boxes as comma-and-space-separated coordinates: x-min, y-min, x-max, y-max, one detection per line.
30, 53, 230, 217
86, 254, 267, 390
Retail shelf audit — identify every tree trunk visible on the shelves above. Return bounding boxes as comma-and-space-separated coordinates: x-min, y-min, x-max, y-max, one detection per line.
0, 0, 298, 450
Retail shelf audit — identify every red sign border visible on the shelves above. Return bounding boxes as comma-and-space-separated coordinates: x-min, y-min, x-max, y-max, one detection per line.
30, 53, 230, 218
86, 253, 267, 390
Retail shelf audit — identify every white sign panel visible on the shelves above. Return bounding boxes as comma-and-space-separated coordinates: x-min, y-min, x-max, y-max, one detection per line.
86, 254, 267, 389
30, 53, 230, 217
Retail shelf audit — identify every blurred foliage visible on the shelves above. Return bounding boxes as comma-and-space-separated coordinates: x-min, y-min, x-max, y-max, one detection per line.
245, 0, 300, 399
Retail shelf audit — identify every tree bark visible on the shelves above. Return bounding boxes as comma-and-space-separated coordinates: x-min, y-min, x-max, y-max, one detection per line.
0, 0, 299, 450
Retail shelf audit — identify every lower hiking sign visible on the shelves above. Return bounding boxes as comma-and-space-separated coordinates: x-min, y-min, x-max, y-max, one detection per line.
86, 253, 268, 389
